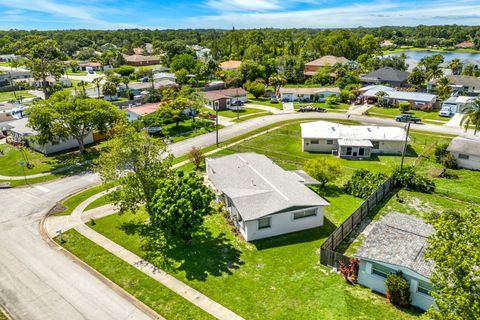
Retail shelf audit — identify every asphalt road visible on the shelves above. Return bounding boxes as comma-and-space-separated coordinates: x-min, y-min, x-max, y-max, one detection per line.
0, 112, 469, 320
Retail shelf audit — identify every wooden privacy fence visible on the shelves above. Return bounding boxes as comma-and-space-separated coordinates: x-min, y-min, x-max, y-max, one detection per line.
320, 176, 395, 268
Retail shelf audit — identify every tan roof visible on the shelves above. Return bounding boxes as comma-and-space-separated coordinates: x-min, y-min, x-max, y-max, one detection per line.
201, 88, 247, 101
219, 60, 242, 70
455, 41, 475, 48
123, 54, 160, 63
78, 62, 101, 67
305, 55, 350, 67
133, 47, 145, 55
279, 87, 340, 95
126, 103, 160, 116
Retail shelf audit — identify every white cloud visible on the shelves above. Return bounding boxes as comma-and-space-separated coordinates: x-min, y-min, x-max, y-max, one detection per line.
205, 0, 282, 12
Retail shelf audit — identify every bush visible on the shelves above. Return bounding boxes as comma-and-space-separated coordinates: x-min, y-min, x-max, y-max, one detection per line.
325, 95, 338, 106
187, 146, 205, 170
112, 65, 135, 77
385, 272, 410, 307
303, 157, 342, 186
339, 258, 359, 284
441, 152, 457, 169
434, 143, 449, 163
393, 166, 435, 193
398, 101, 410, 113
344, 169, 388, 199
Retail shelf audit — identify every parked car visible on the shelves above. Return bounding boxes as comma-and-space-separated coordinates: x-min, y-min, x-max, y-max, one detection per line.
231, 100, 244, 107
270, 96, 279, 103
316, 107, 326, 113
146, 127, 162, 136
298, 105, 325, 112
395, 114, 421, 123
438, 106, 454, 117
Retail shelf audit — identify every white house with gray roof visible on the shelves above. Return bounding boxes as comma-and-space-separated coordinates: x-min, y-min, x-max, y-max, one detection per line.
301, 121, 408, 160
447, 135, 480, 170
356, 212, 436, 311
361, 85, 437, 109
206, 153, 329, 241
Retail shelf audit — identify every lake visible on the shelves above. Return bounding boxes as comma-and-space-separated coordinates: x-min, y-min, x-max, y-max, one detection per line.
385, 50, 480, 62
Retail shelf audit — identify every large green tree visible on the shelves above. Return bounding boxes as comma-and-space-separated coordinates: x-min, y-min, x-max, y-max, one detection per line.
425, 209, 480, 320
461, 98, 480, 135
95, 126, 173, 216
27, 91, 124, 154
151, 171, 214, 242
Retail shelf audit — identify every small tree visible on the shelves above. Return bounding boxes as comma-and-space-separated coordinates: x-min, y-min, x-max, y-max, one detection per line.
338, 258, 359, 284
398, 101, 410, 113
304, 158, 342, 186
246, 81, 265, 99
325, 95, 338, 106
175, 69, 189, 85
151, 171, 215, 242
434, 143, 449, 163
393, 166, 435, 193
385, 272, 411, 307
102, 81, 117, 100
188, 146, 205, 170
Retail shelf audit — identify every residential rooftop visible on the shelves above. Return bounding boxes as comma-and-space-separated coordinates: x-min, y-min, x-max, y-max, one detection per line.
219, 60, 242, 70
279, 87, 340, 95
201, 88, 247, 101
206, 153, 329, 221
362, 85, 437, 103
361, 67, 410, 83
447, 135, 480, 157
305, 55, 350, 67
356, 212, 435, 278
125, 103, 160, 117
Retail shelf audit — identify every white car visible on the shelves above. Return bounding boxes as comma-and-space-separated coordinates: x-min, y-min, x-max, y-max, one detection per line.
438, 106, 453, 117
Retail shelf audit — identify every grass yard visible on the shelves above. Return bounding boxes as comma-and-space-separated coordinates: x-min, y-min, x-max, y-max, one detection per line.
56, 229, 214, 320
294, 102, 350, 111
366, 106, 448, 123
0, 143, 105, 177
56, 184, 109, 216
66, 70, 87, 76
162, 119, 222, 143
0, 90, 35, 102
231, 111, 271, 123
85, 193, 112, 211
217, 107, 264, 119
247, 94, 283, 109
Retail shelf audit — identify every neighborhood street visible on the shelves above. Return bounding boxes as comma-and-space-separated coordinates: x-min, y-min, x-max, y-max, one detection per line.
0, 112, 470, 319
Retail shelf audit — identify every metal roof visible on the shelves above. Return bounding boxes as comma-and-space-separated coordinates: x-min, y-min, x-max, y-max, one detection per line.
447, 135, 480, 157
206, 153, 329, 221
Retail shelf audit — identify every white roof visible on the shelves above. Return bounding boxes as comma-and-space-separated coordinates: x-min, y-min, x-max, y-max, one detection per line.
444, 96, 475, 104
363, 86, 436, 103
7, 117, 34, 135
447, 135, 480, 157
301, 120, 408, 142
359, 85, 394, 94
338, 139, 373, 147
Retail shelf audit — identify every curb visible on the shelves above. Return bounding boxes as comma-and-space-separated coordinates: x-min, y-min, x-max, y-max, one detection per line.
40, 201, 163, 320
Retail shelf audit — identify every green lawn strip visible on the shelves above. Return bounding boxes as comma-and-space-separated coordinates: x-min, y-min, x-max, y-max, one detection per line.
231, 112, 272, 123
84, 193, 112, 212
66, 71, 87, 76
294, 102, 350, 111
367, 106, 448, 122
247, 94, 283, 109
217, 107, 264, 118
0, 90, 35, 102
56, 184, 110, 216
88, 203, 419, 319
55, 229, 214, 320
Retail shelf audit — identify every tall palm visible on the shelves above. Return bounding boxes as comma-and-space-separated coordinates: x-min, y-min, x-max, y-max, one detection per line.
436, 76, 452, 100
102, 81, 117, 101
448, 58, 461, 75
92, 77, 103, 98
375, 91, 387, 107
461, 98, 480, 135
428, 66, 443, 80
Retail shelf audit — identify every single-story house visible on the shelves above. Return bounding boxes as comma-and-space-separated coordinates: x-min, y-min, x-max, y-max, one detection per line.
356, 212, 436, 312
133, 47, 144, 55
360, 67, 410, 87
78, 62, 102, 71
123, 54, 160, 66
447, 135, 480, 170
153, 72, 177, 87
0, 54, 16, 62
219, 60, 242, 71
0, 70, 33, 86
361, 85, 437, 109
301, 120, 408, 159
151, 66, 170, 74
460, 58, 480, 72
6, 117, 94, 155
304, 56, 350, 77
429, 75, 480, 94
455, 41, 475, 49
441, 96, 475, 114
206, 153, 329, 241
380, 40, 394, 47
16, 76, 72, 89
201, 88, 248, 110
279, 87, 340, 102
125, 103, 160, 121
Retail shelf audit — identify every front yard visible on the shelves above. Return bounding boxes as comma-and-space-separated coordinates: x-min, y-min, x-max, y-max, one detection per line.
217, 107, 266, 119
294, 102, 350, 112
366, 106, 449, 123
0, 90, 35, 102
247, 94, 283, 109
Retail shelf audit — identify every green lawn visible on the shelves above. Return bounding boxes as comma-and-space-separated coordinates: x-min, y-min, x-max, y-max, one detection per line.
217, 107, 264, 119
294, 102, 350, 111
162, 119, 222, 143
66, 70, 87, 76
85, 193, 112, 211
231, 111, 271, 123
247, 94, 283, 109
0, 90, 35, 102
0, 143, 104, 177
56, 184, 110, 216
56, 229, 214, 320
366, 107, 448, 122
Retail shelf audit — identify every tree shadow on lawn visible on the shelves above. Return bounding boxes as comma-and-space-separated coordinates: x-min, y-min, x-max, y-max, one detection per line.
120, 221, 243, 282
252, 216, 337, 251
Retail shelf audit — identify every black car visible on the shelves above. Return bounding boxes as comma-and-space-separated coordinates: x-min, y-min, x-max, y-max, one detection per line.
146, 127, 163, 136
231, 100, 244, 107
316, 107, 326, 113
395, 114, 421, 123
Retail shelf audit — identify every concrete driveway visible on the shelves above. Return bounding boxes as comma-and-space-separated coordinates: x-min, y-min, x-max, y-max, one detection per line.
0, 174, 153, 320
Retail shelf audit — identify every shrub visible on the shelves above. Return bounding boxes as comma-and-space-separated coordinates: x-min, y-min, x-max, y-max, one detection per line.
393, 166, 435, 193
434, 143, 449, 163
441, 153, 457, 169
325, 95, 338, 106
385, 272, 410, 307
304, 157, 342, 186
344, 169, 388, 199
339, 258, 359, 284
398, 101, 410, 113
188, 146, 205, 170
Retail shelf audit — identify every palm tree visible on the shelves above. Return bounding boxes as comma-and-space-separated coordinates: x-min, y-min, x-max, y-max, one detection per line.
427, 66, 443, 80
102, 81, 117, 101
448, 58, 461, 75
92, 77, 103, 98
461, 98, 480, 135
436, 77, 452, 100
375, 91, 387, 107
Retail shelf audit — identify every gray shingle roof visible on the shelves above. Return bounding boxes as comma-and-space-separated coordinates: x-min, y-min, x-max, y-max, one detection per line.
432, 75, 480, 88
361, 67, 410, 83
206, 153, 329, 221
447, 135, 480, 157
356, 212, 435, 278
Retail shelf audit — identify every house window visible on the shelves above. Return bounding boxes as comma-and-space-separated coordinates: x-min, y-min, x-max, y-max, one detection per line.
310, 139, 319, 144
346, 147, 352, 156
459, 154, 469, 160
417, 280, 433, 296
372, 141, 380, 149
359, 148, 365, 156
258, 217, 271, 229
293, 208, 317, 220
326, 140, 334, 145
372, 263, 393, 278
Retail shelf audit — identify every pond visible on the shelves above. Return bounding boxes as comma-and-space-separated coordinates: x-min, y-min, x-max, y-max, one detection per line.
385, 50, 480, 62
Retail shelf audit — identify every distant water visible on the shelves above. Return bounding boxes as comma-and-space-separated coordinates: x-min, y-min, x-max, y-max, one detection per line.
385, 50, 480, 62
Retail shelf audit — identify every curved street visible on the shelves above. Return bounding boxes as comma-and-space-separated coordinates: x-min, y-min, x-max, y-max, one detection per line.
0, 112, 470, 319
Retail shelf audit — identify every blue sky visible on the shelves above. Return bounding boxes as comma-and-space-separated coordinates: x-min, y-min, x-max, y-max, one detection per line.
1, 0, 480, 30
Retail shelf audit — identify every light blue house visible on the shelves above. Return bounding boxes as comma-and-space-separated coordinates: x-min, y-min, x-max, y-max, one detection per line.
356, 213, 436, 311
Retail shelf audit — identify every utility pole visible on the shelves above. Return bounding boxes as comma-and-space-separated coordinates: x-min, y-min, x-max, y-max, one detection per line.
400, 121, 411, 170
215, 106, 219, 147
236, 87, 239, 121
